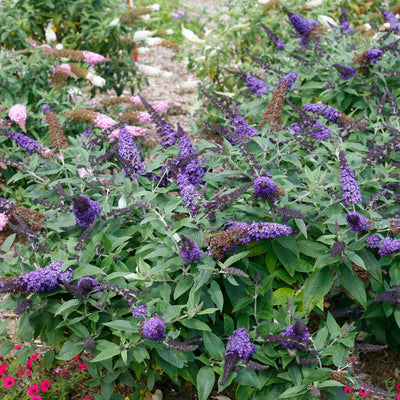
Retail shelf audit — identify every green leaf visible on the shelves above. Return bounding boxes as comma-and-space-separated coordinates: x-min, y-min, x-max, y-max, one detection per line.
54, 299, 81, 317
272, 241, 297, 276
338, 264, 367, 307
203, 331, 225, 360
303, 268, 334, 313
197, 366, 215, 400
1, 233, 16, 252
276, 235, 299, 258
174, 276, 194, 299
181, 318, 212, 332
103, 320, 138, 333
278, 384, 308, 398
218, 251, 249, 268
208, 281, 224, 311
273, 288, 295, 306
91, 343, 121, 363
295, 219, 307, 238
297, 240, 329, 258
358, 248, 382, 282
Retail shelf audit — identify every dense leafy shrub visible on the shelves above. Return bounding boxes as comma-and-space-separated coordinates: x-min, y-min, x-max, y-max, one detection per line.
0, 0, 138, 95
1, 1, 400, 400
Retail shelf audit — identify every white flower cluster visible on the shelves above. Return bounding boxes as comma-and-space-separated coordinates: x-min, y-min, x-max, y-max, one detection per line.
86, 72, 106, 87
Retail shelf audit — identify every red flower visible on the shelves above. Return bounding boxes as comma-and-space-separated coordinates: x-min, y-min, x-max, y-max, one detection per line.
396, 383, 400, 391
31, 396, 43, 400
79, 363, 87, 371
359, 386, 370, 397
17, 365, 24, 376
40, 379, 50, 392
3, 376, 15, 388
27, 384, 39, 396
73, 354, 80, 362
397, 394, 400, 400
13, 345, 21, 350
0, 364, 7, 376
26, 359, 32, 369
30, 353, 39, 360
343, 386, 353, 393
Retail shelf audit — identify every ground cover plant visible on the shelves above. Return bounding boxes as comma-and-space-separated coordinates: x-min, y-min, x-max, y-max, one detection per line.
0, 0, 400, 399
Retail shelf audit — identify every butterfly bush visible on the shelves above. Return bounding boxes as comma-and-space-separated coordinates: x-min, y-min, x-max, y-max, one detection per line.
2, 2, 400, 399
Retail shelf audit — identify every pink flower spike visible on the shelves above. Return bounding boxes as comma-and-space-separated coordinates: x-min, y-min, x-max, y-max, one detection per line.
82, 50, 110, 65
73, 354, 80, 362
27, 383, 39, 395
9, 104, 27, 132
0, 213, 9, 232
343, 386, 353, 393
40, 379, 50, 392
93, 113, 117, 130
130, 96, 142, 105
137, 111, 152, 124
79, 362, 87, 371
3, 376, 15, 388
152, 100, 169, 113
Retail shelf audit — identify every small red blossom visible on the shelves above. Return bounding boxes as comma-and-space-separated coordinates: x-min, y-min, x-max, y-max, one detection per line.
359, 386, 370, 397
3, 376, 15, 388
31, 396, 43, 400
73, 354, 80, 362
83, 398, 91, 400
17, 365, 24, 376
397, 394, 400, 400
30, 353, 39, 360
0, 364, 7, 376
79, 362, 87, 371
40, 379, 50, 392
26, 359, 32, 369
27, 384, 39, 396
343, 386, 353, 393
396, 383, 400, 391
26, 368, 32, 376
13, 345, 21, 350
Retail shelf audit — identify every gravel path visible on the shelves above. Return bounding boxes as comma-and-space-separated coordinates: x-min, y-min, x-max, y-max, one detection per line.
136, 1, 226, 132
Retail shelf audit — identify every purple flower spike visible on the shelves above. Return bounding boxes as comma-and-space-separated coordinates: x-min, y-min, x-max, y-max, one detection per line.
221, 328, 256, 385
365, 49, 383, 65
366, 235, 380, 248
132, 305, 148, 318
77, 276, 98, 292
118, 126, 146, 179
379, 7, 399, 31
253, 176, 277, 198
280, 316, 309, 349
226, 328, 256, 361
303, 103, 342, 123
180, 235, 203, 263
285, 9, 318, 37
339, 151, 362, 207
332, 64, 356, 80
140, 314, 166, 341
2, 131, 42, 154
346, 211, 368, 232
245, 74, 269, 97
72, 195, 102, 227
378, 237, 400, 257
19, 259, 73, 292
277, 71, 298, 95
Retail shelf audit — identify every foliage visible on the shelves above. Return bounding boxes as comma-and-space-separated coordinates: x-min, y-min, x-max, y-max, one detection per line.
0, 0, 138, 95
0, 1, 400, 400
